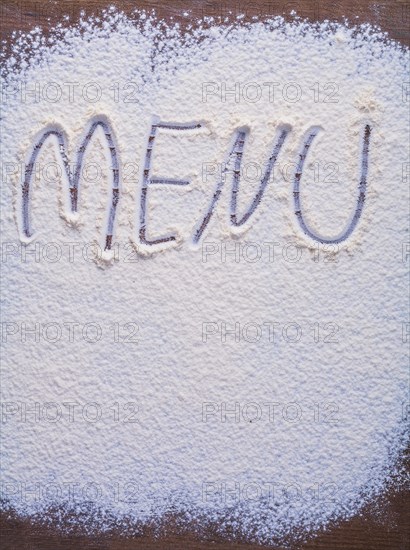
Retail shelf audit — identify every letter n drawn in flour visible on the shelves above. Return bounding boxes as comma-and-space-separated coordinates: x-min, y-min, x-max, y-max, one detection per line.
21, 118, 120, 250
193, 126, 290, 243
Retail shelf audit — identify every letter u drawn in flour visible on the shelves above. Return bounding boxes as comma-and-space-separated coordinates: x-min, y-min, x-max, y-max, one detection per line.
293, 125, 371, 244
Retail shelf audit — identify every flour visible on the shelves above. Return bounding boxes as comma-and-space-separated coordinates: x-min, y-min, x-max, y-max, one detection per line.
0, 9, 408, 545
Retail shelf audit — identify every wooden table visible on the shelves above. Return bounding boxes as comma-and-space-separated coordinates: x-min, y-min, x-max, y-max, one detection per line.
0, 0, 409, 46
0, 1, 409, 549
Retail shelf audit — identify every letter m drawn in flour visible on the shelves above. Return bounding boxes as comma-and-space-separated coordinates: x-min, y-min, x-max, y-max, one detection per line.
21, 118, 119, 250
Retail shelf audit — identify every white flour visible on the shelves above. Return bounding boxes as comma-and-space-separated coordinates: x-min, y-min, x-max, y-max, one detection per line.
0, 9, 409, 545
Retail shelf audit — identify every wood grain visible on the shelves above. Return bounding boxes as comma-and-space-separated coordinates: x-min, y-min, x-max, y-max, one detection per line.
0, 1, 409, 549
1, 487, 410, 550
0, 0, 409, 45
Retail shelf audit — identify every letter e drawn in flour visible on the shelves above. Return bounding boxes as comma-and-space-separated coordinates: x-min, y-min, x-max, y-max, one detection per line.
139, 119, 203, 247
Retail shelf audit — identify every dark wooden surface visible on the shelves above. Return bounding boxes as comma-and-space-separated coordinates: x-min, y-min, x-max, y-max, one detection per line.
0, 1, 409, 549
0, 0, 409, 45
1, 487, 410, 549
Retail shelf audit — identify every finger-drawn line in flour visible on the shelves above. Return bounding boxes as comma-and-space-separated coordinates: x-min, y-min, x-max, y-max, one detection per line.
231, 127, 290, 226
22, 118, 119, 250
293, 125, 371, 244
21, 118, 371, 252
139, 120, 202, 246
193, 127, 289, 243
